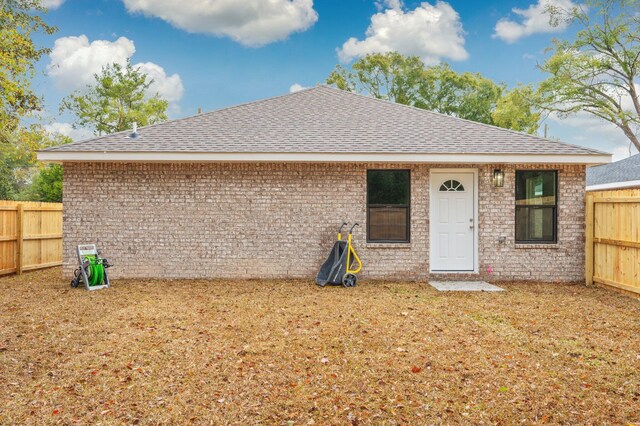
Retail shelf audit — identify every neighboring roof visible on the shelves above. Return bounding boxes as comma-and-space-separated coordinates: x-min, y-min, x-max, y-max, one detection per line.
586, 154, 640, 190
39, 85, 610, 164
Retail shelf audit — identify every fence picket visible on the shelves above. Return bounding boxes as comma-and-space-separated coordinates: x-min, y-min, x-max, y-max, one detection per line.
0, 201, 62, 276
586, 189, 640, 295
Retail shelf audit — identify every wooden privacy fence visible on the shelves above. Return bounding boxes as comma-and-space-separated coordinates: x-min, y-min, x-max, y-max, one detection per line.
586, 189, 640, 295
0, 200, 63, 276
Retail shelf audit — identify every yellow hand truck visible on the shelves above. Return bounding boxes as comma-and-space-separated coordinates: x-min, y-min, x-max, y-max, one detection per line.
316, 222, 362, 287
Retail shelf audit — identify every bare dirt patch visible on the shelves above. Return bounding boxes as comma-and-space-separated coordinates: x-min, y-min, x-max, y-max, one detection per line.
1, 268, 639, 425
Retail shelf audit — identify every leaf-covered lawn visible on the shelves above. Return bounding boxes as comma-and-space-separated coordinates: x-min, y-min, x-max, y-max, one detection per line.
1, 268, 639, 425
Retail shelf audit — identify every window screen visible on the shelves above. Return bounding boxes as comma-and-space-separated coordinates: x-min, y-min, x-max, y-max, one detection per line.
515, 170, 557, 243
367, 170, 410, 242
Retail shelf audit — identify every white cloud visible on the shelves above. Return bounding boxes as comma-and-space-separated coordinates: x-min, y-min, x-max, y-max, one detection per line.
375, 0, 403, 11
493, 0, 582, 43
135, 62, 184, 103
47, 35, 135, 91
547, 110, 639, 159
121, 0, 318, 47
44, 122, 93, 142
289, 83, 309, 93
611, 145, 635, 161
47, 35, 184, 104
41, 0, 65, 9
337, 1, 468, 65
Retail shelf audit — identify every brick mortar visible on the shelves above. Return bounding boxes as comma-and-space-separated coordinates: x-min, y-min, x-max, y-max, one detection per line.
62, 162, 585, 282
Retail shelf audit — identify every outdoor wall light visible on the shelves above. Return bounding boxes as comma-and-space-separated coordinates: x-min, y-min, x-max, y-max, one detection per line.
493, 169, 505, 187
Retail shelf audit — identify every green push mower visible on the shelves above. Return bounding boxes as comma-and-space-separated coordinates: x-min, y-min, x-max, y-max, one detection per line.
70, 244, 112, 291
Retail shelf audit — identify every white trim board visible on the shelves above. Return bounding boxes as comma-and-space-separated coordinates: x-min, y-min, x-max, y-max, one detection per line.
586, 180, 640, 191
37, 151, 611, 165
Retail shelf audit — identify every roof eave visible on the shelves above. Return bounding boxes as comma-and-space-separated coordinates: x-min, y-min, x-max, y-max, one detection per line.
586, 179, 640, 191
37, 151, 611, 165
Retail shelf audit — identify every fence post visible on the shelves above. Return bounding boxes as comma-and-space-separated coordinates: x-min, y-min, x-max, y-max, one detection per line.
585, 195, 594, 286
16, 203, 24, 275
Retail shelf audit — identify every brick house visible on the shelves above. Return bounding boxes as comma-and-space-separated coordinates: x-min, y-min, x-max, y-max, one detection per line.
38, 86, 609, 282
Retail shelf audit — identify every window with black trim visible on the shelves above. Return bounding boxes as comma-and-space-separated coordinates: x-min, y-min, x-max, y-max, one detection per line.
515, 170, 557, 243
367, 170, 410, 242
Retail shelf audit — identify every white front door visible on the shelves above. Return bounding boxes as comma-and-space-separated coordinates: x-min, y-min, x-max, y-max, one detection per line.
430, 171, 476, 271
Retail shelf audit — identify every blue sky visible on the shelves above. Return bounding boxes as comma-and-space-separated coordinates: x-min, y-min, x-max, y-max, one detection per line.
33, 0, 638, 159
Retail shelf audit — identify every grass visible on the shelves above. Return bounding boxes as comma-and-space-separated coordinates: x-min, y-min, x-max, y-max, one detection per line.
1, 268, 639, 425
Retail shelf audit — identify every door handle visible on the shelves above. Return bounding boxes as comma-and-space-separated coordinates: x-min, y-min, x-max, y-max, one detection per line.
469, 218, 474, 229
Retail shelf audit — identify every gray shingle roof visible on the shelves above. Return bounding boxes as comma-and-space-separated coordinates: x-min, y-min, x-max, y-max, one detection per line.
43, 85, 605, 156
586, 154, 640, 186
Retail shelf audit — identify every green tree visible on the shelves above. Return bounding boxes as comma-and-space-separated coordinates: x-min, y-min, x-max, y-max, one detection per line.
0, 0, 56, 138
22, 164, 62, 202
0, 161, 16, 199
61, 61, 169, 135
327, 52, 540, 133
538, 0, 640, 151
326, 52, 424, 105
0, 125, 68, 199
0, 1, 65, 202
415, 64, 504, 125
492, 85, 541, 134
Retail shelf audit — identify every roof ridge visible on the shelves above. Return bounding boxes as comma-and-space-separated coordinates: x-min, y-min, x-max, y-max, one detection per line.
170, 84, 320, 122
318, 85, 608, 155
53, 128, 132, 149
49, 85, 323, 150
615, 152, 639, 164
589, 153, 639, 171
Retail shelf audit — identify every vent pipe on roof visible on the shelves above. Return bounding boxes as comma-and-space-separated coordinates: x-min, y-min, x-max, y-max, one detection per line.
128, 122, 139, 139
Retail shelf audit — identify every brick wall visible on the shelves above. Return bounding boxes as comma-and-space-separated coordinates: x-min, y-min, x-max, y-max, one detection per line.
62, 162, 585, 282
477, 164, 586, 282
